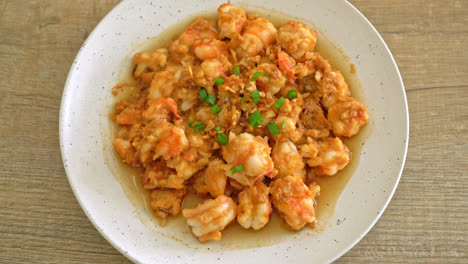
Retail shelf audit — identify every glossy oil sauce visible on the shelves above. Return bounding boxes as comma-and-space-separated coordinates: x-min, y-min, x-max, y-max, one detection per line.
102, 7, 371, 250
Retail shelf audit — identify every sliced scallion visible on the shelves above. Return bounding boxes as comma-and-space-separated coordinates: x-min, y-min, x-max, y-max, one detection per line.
250, 90, 261, 103
217, 132, 229, 145
188, 120, 202, 128
193, 125, 206, 133
287, 90, 297, 100
233, 65, 240, 76
215, 77, 225, 85
210, 105, 221, 114
231, 165, 244, 175
267, 122, 280, 135
273, 97, 285, 109
251, 71, 269, 82
199, 88, 207, 102
248, 111, 263, 128
205, 94, 216, 106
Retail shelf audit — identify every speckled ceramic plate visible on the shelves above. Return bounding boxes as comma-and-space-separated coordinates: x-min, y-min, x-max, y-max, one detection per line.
59, 0, 408, 263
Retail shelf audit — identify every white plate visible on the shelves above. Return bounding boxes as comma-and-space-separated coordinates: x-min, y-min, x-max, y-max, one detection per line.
60, 0, 408, 263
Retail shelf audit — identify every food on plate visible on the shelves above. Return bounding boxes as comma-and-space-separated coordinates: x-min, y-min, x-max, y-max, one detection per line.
182, 195, 237, 242
111, 3, 368, 242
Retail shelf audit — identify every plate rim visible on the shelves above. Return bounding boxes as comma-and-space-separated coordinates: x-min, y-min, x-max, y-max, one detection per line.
328, 0, 409, 262
59, 1, 142, 263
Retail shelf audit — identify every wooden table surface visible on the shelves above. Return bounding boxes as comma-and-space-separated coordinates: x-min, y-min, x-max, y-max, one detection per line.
1, 0, 467, 263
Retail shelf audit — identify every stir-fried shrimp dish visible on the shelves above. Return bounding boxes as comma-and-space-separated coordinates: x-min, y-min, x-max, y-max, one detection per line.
111, 3, 368, 242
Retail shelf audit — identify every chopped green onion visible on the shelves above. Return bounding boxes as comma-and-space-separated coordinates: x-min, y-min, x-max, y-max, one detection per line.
267, 122, 281, 135
199, 88, 207, 102
251, 71, 269, 82
233, 65, 240, 76
273, 97, 285, 109
250, 90, 261, 103
188, 121, 206, 133
205, 94, 216, 106
281, 120, 286, 129
217, 132, 229, 145
240, 96, 250, 104
215, 77, 225, 85
193, 124, 206, 133
231, 165, 244, 175
210, 105, 221, 114
248, 111, 263, 128
188, 120, 202, 128
287, 90, 298, 100
215, 126, 222, 131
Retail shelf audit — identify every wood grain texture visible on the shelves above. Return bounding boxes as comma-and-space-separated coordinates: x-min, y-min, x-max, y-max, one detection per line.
0, 0, 466, 263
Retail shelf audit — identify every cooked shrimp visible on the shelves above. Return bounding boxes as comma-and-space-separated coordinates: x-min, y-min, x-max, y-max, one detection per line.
143, 98, 180, 121
205, 159, 228, 197
327, 97, 369, 137
222, 132, 275, 186
277, 97, 302, 121
273, 99, 303, 142
274, 115, 302, 142
142, 162, 184, 189
133, 50, 167, 79
299, 138, 319, 159
278, 21, 318, 60
201, 57, 229, 78
228, 178, 245, 192
194, 38, 229, 61
186, 131, 214, 156
179, 18, 218, 47
168, 40, 191, 63
112, 138, 135, 164
217, 75, 245, 102
293, 60, 316, 79
194, 105, 218, 125
218, 3, 247, 39
244, 18, 277, 47
269, 176, 319, 230
166, 133, 212, 180
230, 18, 277, 58
148, 65, 182, 100
191, 171, 210, 196
232, 33, 263, 58
166, 153, 204, 180
173, 87, 199, 112
193, 57, 230, 87
317, 70, 350, 109
137, 119, 189, 161
249, 63, 286, 95
182, 195, 237, 242
154, 124, 189, 160
151, 188, 185, 219
237, 182, 271, 230
300, 98, 330, 139
277, 51, 296, 83
126, 124, 142, 143
300, 137, 350, 176
271, 140, 306, 180
116, 106, 142, 125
